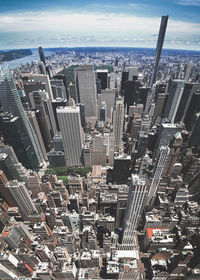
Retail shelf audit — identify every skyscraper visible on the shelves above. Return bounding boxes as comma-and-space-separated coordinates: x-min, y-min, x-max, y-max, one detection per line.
109, 72, 116, 89
0, 68, 44, 169
121, 71, 129, 95
162, 131, 183, 178
51, 98, 68, 131
47, 150, 66, 167
124, 79, 141, 114
121, 67, 138, 96
6, 180, 38, 219
76, 103, 86, 129
57, 106, 84, 166
137, 115, 151, 157
183, 85, 200, 130
0, 112, 40, 170
147, 146, 170, 205
50, 79, 67, 99
22, 73, 54, 101
125, 66, 138, 81
29, 90, 57, 137
113, 154, 131, 184
69, 82, 77, 103
104, 132, 115, 166
122, 175, 147, 250
185, 61, 193, 82
38, 46, 46, 65
113, 97, 124, 152
39, 61, 46, 75
0, 171, 16, 207
27, 110, 47, 160
83, 134, 107, 166
53, 74, 69, 99
189, 113, 200, 151
163, 80, 185, 122
98, 88, 116, 122
0, 144, 28, 183
96, 69, 108, 90
174, 83, 198, 123
154, 122, 182, 159
150, 15, 168, 88
153, 91, 167, 121
74, 65, 97, 121
99, 102, 106, 122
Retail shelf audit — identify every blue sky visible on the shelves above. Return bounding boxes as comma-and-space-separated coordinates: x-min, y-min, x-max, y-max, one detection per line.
0, 0, 200, 50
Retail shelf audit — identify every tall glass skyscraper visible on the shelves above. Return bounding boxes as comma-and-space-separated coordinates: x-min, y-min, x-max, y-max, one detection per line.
150, 15, 168, 88
0, 67, 45, 170
38, 46, 46, 65
0, 112, 38, 170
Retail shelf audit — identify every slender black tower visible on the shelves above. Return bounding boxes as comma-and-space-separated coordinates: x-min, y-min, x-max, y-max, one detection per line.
38, 46, 46, 65
150, 15, 168, 88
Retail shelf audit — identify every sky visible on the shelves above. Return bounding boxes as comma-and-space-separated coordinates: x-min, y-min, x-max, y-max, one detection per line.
0, 0, 200, 50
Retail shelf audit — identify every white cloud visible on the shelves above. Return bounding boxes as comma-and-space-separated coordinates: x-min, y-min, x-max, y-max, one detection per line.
0, 11, 199, 35
0, 10, 200, 49
176, 0, 200, 6
0, 11, 157, 33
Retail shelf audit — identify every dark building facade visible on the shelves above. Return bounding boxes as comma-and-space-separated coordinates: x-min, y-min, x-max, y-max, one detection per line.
184, 90, 200, 130
96, 70, 108, 90
51, 98, 68, 131
150, 15, 168, 87
113, 154, 131, 184
38, 46, 46, 65
0, 112, 39, 170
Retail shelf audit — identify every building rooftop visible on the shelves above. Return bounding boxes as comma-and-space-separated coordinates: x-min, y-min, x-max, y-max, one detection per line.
56, 106, 80, 113
112, 250, 139, 260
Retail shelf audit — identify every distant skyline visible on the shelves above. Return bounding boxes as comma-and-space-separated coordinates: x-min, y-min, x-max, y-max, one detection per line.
0, 0, 200, 50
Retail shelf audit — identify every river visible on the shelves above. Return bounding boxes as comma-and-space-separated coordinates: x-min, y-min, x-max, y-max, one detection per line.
0, 49, 54, 69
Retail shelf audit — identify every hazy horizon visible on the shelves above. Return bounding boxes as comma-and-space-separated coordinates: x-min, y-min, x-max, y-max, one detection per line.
1, 46, 200, 53
1, 0, 200, 50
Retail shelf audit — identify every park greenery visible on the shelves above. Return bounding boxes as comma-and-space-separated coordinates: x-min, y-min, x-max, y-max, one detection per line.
45, 166, 92, 180
57, 176, 68, 185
